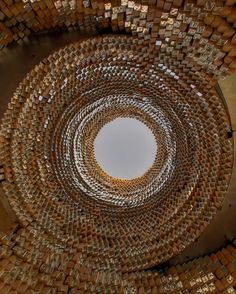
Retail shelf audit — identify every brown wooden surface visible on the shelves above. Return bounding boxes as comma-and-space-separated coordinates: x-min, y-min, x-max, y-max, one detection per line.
0, 30, 235, 265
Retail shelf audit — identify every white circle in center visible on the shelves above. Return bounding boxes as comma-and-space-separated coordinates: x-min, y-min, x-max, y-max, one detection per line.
94, 117, 157, 180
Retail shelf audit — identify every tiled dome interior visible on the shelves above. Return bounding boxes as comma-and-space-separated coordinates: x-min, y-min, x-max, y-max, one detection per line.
0, 0, 235, 292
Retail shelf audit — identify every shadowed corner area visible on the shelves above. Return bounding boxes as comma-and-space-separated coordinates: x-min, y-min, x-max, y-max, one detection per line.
0, 187, 17, 233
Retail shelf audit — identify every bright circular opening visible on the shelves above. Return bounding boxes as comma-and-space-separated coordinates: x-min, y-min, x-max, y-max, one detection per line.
94, 117, 157, 180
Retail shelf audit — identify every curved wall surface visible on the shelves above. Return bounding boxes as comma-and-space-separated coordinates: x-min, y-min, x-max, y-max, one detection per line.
0, 0, 235, 292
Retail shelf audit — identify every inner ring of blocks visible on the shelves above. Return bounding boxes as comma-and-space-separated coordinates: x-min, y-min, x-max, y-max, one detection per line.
52, 94, 177, 209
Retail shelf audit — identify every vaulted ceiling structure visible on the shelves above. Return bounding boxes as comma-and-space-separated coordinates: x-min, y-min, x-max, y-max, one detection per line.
0, 0, 236, 293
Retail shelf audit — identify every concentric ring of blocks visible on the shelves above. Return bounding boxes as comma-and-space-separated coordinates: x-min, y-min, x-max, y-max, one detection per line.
2, 0, 236, 80
0, 35, 233, 272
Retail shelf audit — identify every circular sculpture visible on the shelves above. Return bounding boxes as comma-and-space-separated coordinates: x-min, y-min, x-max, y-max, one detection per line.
0, 35, 233, 272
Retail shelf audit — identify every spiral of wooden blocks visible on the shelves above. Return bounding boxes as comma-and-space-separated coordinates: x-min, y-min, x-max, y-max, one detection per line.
0, 35, 233, 274
0, 0, 235, 292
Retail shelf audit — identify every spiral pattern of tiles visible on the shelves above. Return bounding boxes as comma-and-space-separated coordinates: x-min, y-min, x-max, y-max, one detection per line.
0, 35, 233, 272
